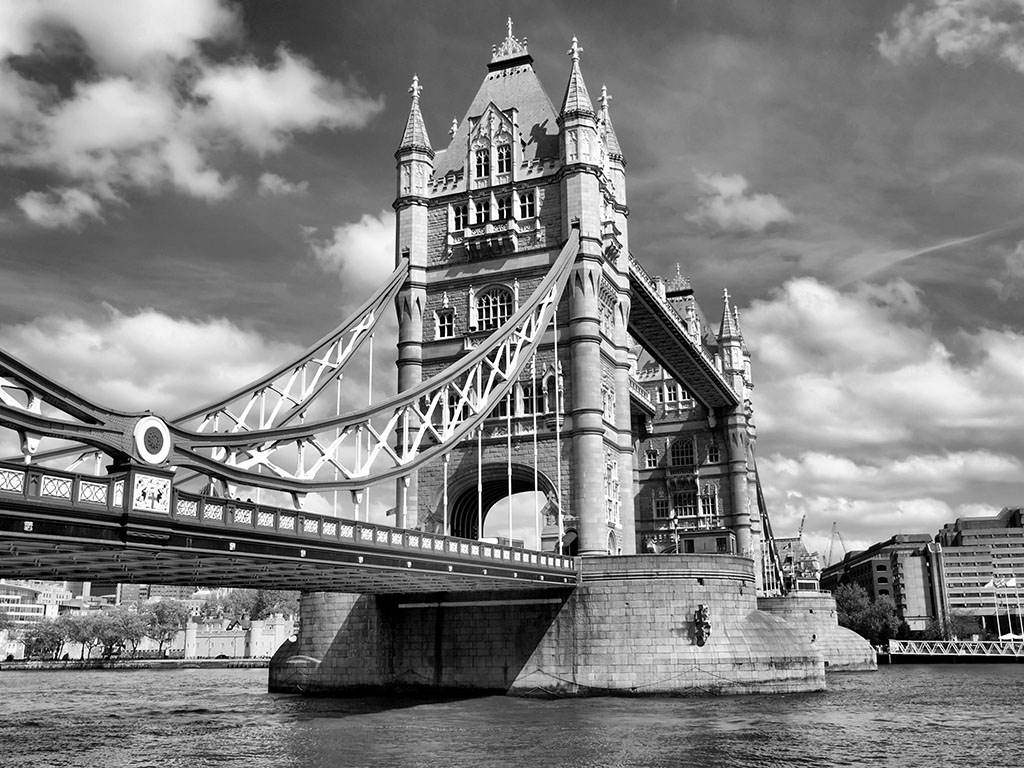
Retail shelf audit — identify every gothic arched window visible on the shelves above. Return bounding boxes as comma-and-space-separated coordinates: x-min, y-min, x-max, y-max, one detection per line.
497, 195, 512, 220
476, 286, 513, 331
475, 148, 490, 178
453, 204, 468, 230
496, 144, 512, 174
670, 438, 695, 467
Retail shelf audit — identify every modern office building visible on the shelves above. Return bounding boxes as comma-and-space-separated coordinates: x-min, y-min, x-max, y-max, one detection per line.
821, 509, 1024, 634
0, 579, 72, 627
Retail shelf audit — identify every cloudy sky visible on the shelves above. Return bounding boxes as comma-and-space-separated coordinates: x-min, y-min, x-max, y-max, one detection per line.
2, 0, 1023, 557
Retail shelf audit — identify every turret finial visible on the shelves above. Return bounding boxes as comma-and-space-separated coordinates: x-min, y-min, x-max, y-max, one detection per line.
491, 17, 529, 63
568, 36, 582, 63
600, 84, 612, 113
449, 116, 458, 137
409, 74, 422, 102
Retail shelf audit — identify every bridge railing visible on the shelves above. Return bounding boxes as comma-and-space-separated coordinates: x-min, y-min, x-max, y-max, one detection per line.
627, 252, 712, 365
0, 461, 126, 510
0, 460, 577, 576
886, 639, 1024, 657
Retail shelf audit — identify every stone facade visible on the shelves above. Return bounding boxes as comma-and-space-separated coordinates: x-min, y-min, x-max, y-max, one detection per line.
268, 23, 877, 700
270, 556, 827, 696
393, 24, 634, 557
758, 593, 878, 671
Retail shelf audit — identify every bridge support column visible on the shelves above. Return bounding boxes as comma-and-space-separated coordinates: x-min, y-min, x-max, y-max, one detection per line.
569, 255, 609, 557
612, 295, 635, 555
726, 406, 751, 555
394, 204, 428, 529
268, 556, 828, 697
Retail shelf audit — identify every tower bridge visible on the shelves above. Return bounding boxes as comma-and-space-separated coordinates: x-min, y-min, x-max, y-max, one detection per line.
0, 21, 875, 695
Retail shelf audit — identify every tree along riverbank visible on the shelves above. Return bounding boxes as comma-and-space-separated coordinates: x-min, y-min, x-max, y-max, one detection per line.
0, 657, 268, 671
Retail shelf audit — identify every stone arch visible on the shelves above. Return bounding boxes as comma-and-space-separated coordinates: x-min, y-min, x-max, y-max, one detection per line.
561, 529, 579, 556
440, 461, 558, 540
607, 529, 621, 556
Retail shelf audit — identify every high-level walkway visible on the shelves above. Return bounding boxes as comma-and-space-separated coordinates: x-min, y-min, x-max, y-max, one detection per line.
626, 254, 740, 409
0, 460, 577, 593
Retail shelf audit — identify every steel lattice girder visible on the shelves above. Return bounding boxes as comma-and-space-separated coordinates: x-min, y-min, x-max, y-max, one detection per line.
0, 233, 579, 496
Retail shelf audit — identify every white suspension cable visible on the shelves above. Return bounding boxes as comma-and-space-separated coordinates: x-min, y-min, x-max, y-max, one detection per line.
477, 425, 483, 540
257, 392, 265, 505
553, 305, 564, 554
531, 355, 539, 549
506, 388, 512, 545
442, 453, 449, 535
366, 332, 373, 518
334, 377, 341, 517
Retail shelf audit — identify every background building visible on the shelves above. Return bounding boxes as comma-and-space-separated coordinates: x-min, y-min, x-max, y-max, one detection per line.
821, 508, 1024, 635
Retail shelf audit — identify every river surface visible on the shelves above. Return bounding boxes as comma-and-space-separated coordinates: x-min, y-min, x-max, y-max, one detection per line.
1, 665, 1021, 767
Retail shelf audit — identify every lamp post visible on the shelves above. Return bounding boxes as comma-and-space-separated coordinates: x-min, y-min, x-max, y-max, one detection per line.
670, 511, 680, 553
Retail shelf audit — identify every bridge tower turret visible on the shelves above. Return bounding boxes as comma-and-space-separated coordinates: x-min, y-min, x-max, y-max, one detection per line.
718, 289, 752, 557
387, 22, 636, 555
393, 75, 435, 527
558, 38, 634, 556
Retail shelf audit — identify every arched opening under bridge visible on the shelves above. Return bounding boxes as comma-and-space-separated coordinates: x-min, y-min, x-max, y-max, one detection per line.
443, 462, 558, 548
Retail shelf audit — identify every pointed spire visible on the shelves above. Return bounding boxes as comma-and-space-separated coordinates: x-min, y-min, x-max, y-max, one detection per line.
399, 74, 432, 154
560, 36, 595, 118
719, 288, 740, 340
599, 84, 623, 160
733, 306, 748, 350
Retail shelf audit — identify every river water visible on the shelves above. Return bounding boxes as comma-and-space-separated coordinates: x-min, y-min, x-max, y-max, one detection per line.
1, 665, 1020, 768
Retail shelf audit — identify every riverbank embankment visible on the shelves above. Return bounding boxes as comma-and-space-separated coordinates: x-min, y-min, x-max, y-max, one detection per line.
1, 658, 269, 672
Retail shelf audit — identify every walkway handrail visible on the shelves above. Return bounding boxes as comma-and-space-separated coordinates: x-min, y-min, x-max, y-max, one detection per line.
626, 252, 739, 405
0, 459, 578, 576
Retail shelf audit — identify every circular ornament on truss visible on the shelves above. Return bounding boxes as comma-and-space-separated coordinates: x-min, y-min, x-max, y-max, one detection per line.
133, 415, 171, 465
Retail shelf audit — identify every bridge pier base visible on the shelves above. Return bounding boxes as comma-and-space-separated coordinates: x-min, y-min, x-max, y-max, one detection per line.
757, 592, 877, 671
270, 555, 829, 697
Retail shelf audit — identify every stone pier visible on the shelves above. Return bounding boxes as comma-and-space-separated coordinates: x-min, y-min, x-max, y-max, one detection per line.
758, 592, 877, 671
270, 554, 828, 696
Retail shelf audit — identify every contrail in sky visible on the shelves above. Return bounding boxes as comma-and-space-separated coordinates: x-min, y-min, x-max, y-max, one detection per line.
833, 218, 1024, 287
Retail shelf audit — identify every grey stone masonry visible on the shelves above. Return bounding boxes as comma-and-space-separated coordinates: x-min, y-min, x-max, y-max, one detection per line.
270, 554, 829, 696
758, 592, 877, 671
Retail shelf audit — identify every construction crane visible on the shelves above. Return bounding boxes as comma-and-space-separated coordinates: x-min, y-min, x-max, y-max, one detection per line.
825, 521, 848, 567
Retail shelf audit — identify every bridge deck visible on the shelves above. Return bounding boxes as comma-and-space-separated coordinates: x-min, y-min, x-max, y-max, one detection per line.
0, 462, 577, 593
627, 254, 740, 409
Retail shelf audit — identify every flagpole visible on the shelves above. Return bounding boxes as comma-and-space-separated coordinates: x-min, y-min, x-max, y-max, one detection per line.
995, 582, 1002, 639
1011, 576, 1022, 639
985, 578, 999, 639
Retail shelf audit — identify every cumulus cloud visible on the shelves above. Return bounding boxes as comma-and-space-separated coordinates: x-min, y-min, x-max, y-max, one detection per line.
744, 277, 1024, 453
0, 0, 383, 228
764, 450, 1022, 503
196, 48, 382, 155
0, 306, 301, 417
686, 171, 794, 234
304, 210, 396, 288
744, 275, 1024, 546
257, 172, 309, 197
16, 187, 104, 228
879, 0, 1024, 72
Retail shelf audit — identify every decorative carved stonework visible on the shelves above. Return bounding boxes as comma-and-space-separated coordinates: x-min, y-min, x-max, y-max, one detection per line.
694, 604, 712, 647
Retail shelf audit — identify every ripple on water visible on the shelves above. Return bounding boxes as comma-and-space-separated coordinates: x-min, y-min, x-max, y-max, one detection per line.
3, 666, 1024, 767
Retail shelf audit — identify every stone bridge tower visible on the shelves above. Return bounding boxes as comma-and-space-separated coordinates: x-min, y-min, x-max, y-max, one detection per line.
393, 22, 635, 556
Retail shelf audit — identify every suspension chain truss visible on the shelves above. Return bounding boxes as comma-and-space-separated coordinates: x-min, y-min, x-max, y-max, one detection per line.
0, 257, 408, 471
0, 232, 579, 497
